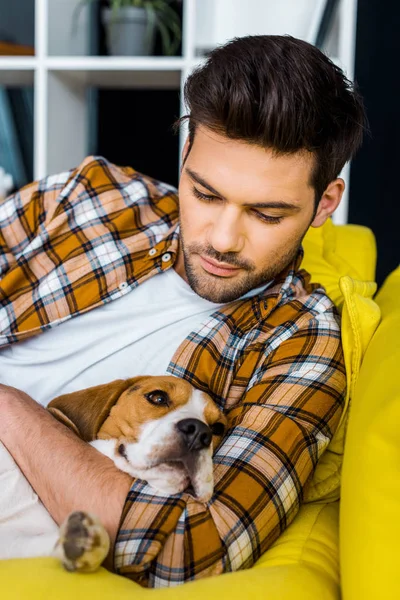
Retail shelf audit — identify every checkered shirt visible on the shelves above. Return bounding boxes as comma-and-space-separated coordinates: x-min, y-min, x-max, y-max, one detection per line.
0, 156, 346, 587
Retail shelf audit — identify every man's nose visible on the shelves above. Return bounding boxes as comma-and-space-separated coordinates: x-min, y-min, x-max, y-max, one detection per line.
209, 207, 244, 254
176, 418, 212, 451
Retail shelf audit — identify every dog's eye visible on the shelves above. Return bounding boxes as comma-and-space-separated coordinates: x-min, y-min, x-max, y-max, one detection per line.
211, 422, 225, 436
117, 444, 128, 460
145, 390, 170, 407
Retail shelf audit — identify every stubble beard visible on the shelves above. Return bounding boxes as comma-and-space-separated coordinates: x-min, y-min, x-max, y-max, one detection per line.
179, 223, 304, 304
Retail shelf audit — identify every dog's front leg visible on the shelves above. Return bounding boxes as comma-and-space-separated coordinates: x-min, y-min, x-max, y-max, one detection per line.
54, 511, 110, 573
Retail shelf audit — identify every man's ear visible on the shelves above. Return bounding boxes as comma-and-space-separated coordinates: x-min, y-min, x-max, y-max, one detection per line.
311, 178, 345, 227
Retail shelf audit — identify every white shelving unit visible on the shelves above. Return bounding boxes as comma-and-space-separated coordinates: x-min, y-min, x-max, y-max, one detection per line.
0, 0, 198, 179
0, 0, 357, 223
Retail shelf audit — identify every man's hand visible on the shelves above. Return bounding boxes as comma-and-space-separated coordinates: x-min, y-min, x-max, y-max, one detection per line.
0, 385, 133, 570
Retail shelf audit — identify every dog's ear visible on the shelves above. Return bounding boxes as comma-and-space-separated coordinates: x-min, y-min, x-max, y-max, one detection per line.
48, 379, 140, 442
47, 407, 81, 437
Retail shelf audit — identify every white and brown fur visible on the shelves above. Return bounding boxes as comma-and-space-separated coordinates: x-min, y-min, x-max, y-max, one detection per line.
47, 375, 226, 573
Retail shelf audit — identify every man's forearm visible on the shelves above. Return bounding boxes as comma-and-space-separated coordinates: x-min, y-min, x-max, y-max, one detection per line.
0, 386, 133, 567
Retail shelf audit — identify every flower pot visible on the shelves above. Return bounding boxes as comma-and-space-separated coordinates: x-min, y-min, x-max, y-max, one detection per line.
102, 7, 156, 56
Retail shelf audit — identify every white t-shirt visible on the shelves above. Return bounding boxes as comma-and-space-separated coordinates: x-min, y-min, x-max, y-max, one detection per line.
0, 268, 231, 407
0, 267, 269, 559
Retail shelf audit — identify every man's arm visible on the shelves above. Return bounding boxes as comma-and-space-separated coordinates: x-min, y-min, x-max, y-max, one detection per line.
113, 310, 346, 586
0, 169, 76, 278
0, 385, 133, 569
0, 308, 346, 586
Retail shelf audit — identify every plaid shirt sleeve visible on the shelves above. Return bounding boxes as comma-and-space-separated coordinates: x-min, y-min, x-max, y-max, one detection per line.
0, 168, 74, 278
114, 308, 346, 587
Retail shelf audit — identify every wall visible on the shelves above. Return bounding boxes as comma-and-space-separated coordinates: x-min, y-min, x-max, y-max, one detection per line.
350, 0, 400, 284
195, 0, 320, 52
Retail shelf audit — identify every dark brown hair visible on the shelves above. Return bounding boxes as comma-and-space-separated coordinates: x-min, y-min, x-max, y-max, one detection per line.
178, 35, 367, 203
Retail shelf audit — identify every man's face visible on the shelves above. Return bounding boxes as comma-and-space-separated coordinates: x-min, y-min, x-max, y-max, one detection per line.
175, 126, 325, 303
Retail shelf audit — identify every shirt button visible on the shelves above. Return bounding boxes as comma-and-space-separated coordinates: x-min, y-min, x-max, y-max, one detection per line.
148, 248, 157, 257
119, 282, 128, 290
161, 252, 171, 263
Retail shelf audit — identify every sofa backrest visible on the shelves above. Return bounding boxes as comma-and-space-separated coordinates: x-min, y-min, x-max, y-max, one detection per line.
340, 266, 400, 600
301, 220, 380, 502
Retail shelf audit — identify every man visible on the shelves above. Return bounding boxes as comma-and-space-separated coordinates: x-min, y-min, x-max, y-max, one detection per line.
0, 35, 365, 586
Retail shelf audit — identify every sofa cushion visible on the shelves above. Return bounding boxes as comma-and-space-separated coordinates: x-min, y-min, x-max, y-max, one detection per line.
301, 219, 377, 305
301, 220, 380, 502
0, 502, 340, 600
340, 266, 400, 600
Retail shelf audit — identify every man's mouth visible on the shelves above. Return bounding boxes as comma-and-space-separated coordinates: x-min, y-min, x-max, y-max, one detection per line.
199, 255, 242, 277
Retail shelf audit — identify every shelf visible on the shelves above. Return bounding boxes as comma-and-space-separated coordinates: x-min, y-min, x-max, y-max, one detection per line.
0, 71, 35, 86
0, 57, 37, 69
0, 0, 357, 224
0, 57, 36, 84
45, 56, 186, 70
48, 69, 181, 89
0, 57, 189, 88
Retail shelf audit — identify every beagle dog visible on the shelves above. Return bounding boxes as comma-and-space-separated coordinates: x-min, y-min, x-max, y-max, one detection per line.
47, 375, 227, 573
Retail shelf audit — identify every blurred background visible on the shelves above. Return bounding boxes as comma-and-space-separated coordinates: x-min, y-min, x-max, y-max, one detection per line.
0, 0, 398, 284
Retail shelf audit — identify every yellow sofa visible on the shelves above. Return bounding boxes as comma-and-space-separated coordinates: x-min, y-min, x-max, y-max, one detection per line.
2, 220, 398, 599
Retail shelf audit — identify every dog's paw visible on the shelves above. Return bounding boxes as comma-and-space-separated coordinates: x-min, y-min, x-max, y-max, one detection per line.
54, 511, 110, 573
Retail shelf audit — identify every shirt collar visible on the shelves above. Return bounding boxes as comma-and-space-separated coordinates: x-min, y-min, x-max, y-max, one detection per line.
161, 224, 304, 316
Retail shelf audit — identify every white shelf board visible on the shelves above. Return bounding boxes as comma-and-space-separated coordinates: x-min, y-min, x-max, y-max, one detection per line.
0, 57, 37, 69
45, 56, 186, 70
0, 57, 37, 85
48, 69, 182, 89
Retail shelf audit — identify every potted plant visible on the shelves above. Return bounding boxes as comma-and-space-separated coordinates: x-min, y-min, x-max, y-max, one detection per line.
75, 0, 182, 57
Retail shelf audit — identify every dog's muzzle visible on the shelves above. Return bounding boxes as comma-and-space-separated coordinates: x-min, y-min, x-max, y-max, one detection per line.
176, 418, 212, 451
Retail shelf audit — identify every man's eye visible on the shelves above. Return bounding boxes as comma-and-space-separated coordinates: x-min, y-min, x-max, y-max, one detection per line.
252, 210, 283, 225
192, 185, 282, 224
192, 186, 218, 202
145, 390, 170, 407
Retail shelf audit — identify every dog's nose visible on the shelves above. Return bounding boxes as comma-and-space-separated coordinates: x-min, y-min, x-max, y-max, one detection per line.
176, 418, 212, 451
